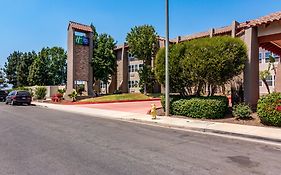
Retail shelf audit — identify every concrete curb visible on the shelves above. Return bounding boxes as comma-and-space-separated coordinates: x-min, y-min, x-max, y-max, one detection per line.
128, 119, 281, 144
63, 98, 161, 105
33, 102, 281, 144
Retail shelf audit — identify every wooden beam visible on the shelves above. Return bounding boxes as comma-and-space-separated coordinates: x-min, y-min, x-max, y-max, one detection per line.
258, 33, 281, 43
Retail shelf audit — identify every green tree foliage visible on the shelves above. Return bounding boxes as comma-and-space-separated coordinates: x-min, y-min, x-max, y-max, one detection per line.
0, 68, 5, 86
156, 44, 193, 96
16, 51, 37, 86
126, 25, 158, 64
155, 36, 247, 96
126, 25, 158, 94
138, 65, 156, 93
28, 48, 50, 86
4, 51, 22, 87
48, 47, 67, 85
92, 32, 116, 93
5, 47, 66, 87
28, 47, 66, 86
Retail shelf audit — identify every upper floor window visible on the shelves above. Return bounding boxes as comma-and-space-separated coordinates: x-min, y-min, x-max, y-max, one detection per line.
273, 53, 280, 63
265, 52, 271, 63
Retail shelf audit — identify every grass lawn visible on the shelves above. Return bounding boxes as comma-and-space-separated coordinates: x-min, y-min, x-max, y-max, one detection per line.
79, 93, 160, 103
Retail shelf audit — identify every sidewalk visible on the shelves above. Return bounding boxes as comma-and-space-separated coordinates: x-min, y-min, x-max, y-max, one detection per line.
33, 102, 281, 144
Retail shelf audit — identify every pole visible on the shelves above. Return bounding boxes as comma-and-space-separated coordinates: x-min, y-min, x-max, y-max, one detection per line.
165, 0, 170, 116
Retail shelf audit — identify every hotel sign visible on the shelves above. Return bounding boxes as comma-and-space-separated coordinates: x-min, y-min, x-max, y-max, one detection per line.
75, 35, 89, 46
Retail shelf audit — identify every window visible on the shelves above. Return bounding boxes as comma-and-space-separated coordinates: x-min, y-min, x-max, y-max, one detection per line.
135, 65, 138, 72
128, 81, 131, 88
131, 65, 135, 72
259, 53, 263, 63
273, 53, 280, 63
266, 75, 273, 86
265, 52, 271, 63
139, 64, 143, 70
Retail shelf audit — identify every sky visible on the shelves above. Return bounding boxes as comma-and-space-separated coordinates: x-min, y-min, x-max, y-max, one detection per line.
1, 0, 281, 67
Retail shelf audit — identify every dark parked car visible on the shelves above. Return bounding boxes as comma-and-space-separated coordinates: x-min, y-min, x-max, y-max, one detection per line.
0, 90, 7, 102
5, 90, 32, 105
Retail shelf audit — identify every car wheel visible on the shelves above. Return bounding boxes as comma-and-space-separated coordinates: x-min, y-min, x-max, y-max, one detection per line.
11, 100, 16, 106
5, 101, 8, 105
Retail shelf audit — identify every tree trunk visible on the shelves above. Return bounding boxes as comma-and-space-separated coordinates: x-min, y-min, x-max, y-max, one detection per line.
262, 79, 271, 94
105, 82, 108, 94
144, 83, 147, 95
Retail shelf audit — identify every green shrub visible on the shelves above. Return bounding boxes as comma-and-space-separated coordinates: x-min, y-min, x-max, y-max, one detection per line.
257, 92, 281, 127
35, 86, 47, 100
68, 89, 78, 102
162, 96, 228, 119
232, 103, 252, 120
58, 88, 66, 95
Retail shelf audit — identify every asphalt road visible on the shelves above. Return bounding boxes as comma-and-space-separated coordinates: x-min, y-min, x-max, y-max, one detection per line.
0, 103, 280, 175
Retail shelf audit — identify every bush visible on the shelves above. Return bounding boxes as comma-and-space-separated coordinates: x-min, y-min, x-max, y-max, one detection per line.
162, 96, 228, 119
257, 92, 281, 127
232, 103, 252, 120
68, 89, 78, 102
35, 86, 47, 100
58, 88, 66, 95
77, 84, 84, 96
155, 36, 247, 96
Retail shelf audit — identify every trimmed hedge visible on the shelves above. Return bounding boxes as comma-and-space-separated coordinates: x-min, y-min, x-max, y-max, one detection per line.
257, 92, 281, 127
162, 96, 228, 119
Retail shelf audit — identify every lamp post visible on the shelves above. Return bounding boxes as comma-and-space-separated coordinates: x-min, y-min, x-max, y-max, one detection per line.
165, 0, 170, 116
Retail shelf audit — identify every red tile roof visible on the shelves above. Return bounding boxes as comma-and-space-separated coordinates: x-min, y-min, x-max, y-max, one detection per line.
115, 11, 281, 49
178, 11, 281, 42
245, 11, 281, 28
68, 21, 93, 32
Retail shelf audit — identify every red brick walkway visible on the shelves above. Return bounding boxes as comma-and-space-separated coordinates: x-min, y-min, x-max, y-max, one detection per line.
77, 100, 161, 114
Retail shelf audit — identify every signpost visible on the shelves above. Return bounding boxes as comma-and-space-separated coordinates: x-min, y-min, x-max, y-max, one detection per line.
165, 0, 170, 116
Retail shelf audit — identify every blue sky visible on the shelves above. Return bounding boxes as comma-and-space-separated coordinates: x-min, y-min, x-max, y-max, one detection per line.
1, 0, 281, 67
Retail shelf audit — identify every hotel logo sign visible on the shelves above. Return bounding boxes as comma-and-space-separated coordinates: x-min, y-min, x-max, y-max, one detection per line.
75, 35, 89, 46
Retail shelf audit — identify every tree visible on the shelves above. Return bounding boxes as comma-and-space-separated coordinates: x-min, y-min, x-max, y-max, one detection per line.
4, 51, 22, 87
126, 25, 158, 94
155, 36, 247, 96
28, 47, 67, 86
0, 68, 5, 86
92, 32, 116, 94
259, 55, 276, 94
28, 48, 50, 86
48, 47, 67, 85
156, 44, 193, 96
16, 51, 37, 86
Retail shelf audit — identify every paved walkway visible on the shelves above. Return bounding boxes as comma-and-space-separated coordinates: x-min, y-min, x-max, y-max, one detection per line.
33, 102, 281, 145
78, 100, 161, 114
